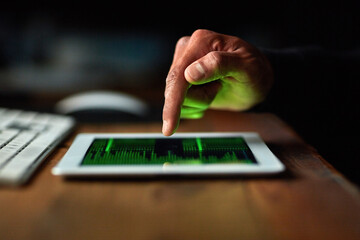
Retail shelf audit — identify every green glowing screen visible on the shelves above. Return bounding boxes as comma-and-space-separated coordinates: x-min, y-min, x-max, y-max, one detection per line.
81, 137, 257, 165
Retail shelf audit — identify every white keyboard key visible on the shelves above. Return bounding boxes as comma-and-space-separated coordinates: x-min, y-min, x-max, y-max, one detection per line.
32, 132, 60, 146
0, 108, 75, 186
0, 131, 37, 166
31, 114, 52, 125
0, 144, 49, 183
28, 123, 47, 132
0, 129, 20, 147
0, 110, 22, 128
14, 111, 37, 124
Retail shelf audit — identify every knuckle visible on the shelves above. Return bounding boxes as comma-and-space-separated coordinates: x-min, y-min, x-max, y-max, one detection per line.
176, 36, 190, 47
211, 39, 222, 50
191, 29, 212, 39
164, 68, 178, 97
166, 68, 178, 84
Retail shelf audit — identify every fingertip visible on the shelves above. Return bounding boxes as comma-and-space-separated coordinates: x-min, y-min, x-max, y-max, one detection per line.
162, 97, 181, 136
162, 120, 172, 136
162, 119, 178, 136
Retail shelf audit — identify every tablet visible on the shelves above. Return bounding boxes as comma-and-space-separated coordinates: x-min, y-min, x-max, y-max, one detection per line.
52, 132, 285, 177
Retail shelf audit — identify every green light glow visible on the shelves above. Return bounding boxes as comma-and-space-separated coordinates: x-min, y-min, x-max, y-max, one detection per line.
170, 160, 203, 165
105, 138, 114, 152
196, 137, 203, 152
196, 137, 203, 159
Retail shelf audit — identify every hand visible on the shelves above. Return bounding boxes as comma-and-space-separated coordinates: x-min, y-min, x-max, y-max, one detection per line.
162, 29, 273, 136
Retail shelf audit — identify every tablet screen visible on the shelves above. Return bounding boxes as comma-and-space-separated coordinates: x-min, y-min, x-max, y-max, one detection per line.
81, 137, 257, 166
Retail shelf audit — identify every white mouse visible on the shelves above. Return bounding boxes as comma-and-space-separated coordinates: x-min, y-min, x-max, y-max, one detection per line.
55, 90, 149, 117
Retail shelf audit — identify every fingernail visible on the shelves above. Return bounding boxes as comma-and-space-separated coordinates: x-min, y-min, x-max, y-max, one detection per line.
186, 62, 205, 81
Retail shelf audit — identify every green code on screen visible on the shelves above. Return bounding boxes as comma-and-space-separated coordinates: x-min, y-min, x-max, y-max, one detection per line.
81, 137, 257, 165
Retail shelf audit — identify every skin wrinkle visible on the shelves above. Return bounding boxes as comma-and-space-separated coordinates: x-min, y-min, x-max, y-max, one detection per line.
211, 38, 225, 51
164, 70, 176, 98
165, 68, 187, 98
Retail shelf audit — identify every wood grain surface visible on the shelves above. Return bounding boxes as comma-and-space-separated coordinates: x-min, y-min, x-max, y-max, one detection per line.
1, 111, 359, 240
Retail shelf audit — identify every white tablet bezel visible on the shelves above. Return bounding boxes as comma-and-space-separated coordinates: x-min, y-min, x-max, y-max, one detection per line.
52, 132, 285, 177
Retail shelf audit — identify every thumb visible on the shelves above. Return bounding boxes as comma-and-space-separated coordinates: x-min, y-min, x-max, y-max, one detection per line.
184, 51, 242, 84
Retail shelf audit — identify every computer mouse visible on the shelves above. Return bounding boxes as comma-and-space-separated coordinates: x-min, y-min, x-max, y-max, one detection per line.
55, 90, 151, 122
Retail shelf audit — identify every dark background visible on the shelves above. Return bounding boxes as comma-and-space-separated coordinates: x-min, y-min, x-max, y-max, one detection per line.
1, 1, 359, 183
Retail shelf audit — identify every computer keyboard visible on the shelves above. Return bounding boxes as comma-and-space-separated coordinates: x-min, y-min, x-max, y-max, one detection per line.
0, 108, 75, 186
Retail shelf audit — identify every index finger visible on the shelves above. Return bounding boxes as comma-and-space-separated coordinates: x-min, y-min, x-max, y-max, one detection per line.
162, 37, 194, 136
162, 67, 190, 136
162, 33, 213, 136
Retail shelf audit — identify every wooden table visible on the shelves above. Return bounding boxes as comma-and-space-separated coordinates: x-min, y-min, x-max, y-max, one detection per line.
1, 111, 359, 240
